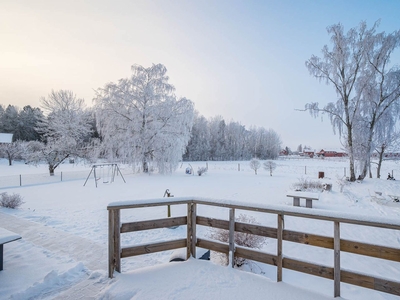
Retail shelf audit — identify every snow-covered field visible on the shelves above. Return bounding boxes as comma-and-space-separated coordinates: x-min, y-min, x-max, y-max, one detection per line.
0, 157, 400, 299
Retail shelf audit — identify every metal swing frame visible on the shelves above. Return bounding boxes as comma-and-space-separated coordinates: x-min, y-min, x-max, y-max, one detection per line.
83, 163, 126, 188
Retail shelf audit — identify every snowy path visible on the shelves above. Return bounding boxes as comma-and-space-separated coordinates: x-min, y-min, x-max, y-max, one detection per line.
0, 212, 108, 299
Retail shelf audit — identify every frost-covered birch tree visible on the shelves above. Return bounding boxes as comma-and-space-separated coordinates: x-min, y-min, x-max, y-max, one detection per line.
36, 90, 92, 175
305, 21, 379, 181
94, 64, 194, 174
357, 27, 400, 178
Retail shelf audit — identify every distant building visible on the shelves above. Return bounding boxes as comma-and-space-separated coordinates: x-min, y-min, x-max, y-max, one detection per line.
316, 149, 347, 158
0, 133, 13, 144
300, 147, 315, 158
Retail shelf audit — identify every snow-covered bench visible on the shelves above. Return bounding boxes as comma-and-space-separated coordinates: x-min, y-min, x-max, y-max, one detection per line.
0, 228, 21, 271
287, 192, 320, 208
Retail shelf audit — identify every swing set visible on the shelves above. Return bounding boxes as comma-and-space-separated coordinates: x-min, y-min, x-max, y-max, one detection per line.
83, 163, 126, 188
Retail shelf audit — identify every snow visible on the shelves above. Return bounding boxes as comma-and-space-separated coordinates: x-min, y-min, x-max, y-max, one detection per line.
0, 157, 400, 299
0, 227, 21, 245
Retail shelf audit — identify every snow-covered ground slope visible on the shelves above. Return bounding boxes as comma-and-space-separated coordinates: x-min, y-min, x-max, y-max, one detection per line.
0, 157, 399, 299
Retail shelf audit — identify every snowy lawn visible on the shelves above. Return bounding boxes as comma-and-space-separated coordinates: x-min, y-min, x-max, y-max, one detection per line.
0, 157, 399, 299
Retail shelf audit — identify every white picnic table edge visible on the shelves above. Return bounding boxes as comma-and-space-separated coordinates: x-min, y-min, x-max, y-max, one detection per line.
286, 191, 320, 200
0, 228, 21, 245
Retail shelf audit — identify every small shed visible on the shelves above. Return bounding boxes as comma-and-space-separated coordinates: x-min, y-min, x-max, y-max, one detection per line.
0, 133, 13, 144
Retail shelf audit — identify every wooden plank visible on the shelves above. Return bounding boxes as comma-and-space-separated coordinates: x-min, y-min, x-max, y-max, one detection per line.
341, 239, 400, 262
277, 214, 283, 282
196, 216, 229, 230
334, 221, 340, 297
107, 199, 191, 210
283, 257, 334, 280
374, 277, 400, 296
187, 203, 192, 259
121, 216, 187, 233
341, 270, 400, 296
235, 246, 277, 266
114, 209, 121, 273
191, 203, 197, 258
341, 269, 373, 289
192, 199, 400, 230
197, 216, 277, 239
121, 239, 187, 258
109, 199, 400, 230
283, 230, 333, 249
229, 208, 235, 267
197, 238, 229, 254
235, 222, 277, 239
108, 209, 114, 278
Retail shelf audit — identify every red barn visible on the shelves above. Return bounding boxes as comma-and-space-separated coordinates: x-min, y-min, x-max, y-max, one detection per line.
317, 149, 347, 158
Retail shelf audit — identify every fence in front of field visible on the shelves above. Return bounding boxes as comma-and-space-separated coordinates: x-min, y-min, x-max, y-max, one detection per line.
0, 168, 132, 189
108, 197, 400, 298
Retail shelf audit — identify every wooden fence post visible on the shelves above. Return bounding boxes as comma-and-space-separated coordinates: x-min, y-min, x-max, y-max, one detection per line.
191, 203, 197, 258
187, 203, 193, 259
229, 208, 235, 267
334, 221, 340, 297
277, 214, 284, 282
108, 209, 115, 278
114, 209, 121, 273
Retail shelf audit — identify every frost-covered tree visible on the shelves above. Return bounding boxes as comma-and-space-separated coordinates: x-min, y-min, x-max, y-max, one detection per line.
0, 140, 23, 166
356, 27, 400, 179
209, 116, 226, 161
305, 21, 380, 181
16, 106, 43, 141
263, 160, 277, 176
1, 105, 19, 138
94, 64, 194, 174
184, 113, 210, 161
36, 90, 92, 175
249, 158, 261, 175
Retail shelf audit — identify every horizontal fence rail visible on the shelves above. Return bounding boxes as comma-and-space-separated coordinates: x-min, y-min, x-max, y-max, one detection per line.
107, 198, 400, 298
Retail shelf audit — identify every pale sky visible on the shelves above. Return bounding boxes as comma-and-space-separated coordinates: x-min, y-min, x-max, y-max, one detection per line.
1, 0, 399, 150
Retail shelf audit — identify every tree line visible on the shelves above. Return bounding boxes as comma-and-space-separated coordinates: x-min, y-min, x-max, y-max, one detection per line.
0, 66, 281, 175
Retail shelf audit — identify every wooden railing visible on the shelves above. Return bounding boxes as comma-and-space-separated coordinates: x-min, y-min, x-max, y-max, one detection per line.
107, 197, 400, 298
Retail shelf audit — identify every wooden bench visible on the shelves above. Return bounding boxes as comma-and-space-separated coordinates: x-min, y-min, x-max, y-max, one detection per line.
0, 228, 21, 271
287, 192, 320, 208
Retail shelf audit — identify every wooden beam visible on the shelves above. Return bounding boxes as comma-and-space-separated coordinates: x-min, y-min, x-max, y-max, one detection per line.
283, 257, 334, 280
197, 238, 229, 254
191, 203, 197, 258
235, 222, 277, 239
114, 209, 121, 273
121, 216, 187, 233
187, 203, 192, 259
197, 216, 277, 238
196, 216, 229, 230
121, 239, 187, 258
108, 209, 114, 278
235, 246, 277, 266
229, 208, 235, 267
334, 221, 340, 297
341, 239, 400, 262
283, 230, 333, 249
277, 214, 283, 282
341, 270, 400, 296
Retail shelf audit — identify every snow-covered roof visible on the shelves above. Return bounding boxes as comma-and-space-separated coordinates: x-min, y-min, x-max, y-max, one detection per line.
0, 133, 13, 143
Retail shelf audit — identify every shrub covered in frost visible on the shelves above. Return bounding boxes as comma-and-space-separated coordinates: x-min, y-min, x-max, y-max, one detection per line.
292, 177, 323, 192
209, 214, 266, 267
0, 192, 24, 209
